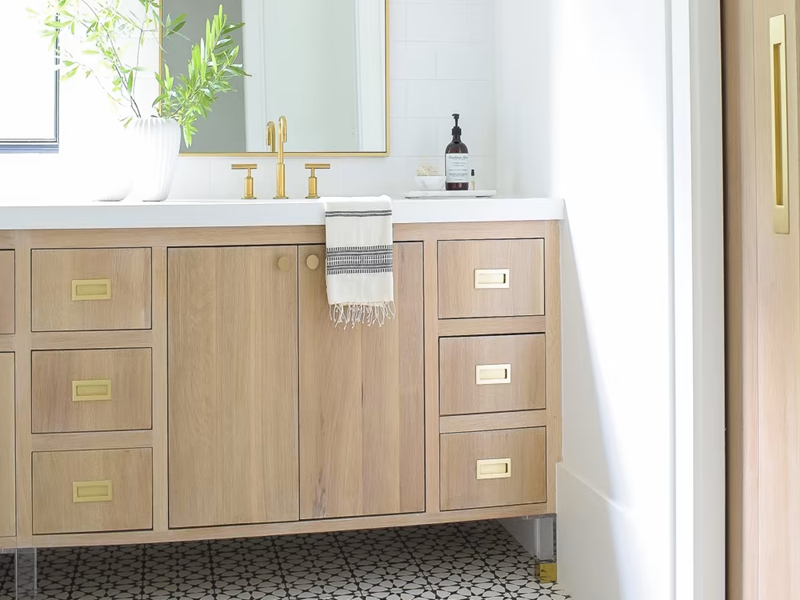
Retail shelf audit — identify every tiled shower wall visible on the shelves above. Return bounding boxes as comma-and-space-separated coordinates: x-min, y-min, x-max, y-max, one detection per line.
0, 0, 496, 201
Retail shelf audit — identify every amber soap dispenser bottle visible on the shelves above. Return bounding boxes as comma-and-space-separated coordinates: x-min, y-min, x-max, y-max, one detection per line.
445, 113, 469, 190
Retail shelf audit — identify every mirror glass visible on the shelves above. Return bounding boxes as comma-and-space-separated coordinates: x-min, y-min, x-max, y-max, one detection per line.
162, 0, 388, 155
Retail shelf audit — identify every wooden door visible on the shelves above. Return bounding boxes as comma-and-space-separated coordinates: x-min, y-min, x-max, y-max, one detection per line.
298, 243, 425, 520
168, 246, 299, 528
726, 0, 800, 597
0, 354, 14, 537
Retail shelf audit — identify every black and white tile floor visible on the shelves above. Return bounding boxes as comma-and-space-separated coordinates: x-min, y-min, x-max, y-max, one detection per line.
0, 520, 571, 600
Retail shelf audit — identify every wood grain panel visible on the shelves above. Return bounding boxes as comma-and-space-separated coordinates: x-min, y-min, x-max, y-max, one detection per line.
0, 252, 13, 334
753, 1, 800, 598
31, 501, 554, 548
440, 428, 546, 511
31, 248, 152, 332
440, 334, 546, 415
438, 239, 544, 319
439, 411, 546, 434
168, 246, 299, 528
0, 354, 14, 537
32, 349, 152, 433
32, 448, 152, 535
299, 243, 425, 520
724, 0, 760, 597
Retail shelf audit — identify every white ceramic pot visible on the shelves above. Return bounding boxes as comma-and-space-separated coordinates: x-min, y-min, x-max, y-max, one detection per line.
128, 117, 182, 202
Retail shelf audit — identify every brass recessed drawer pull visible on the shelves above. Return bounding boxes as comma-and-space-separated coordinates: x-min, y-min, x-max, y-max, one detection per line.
71, 278, 112, 301
474, 269, 510, 289
475, 364, 512, 386
770, 14, 790, 234
278, 256, 291, 272
476, 458, 511, 480
72, 379, 112, 402
72, 480, 113, 503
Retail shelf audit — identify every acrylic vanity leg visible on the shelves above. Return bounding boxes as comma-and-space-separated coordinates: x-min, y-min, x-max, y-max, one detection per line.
15, 548, 37, 600
532, 514, 558, 584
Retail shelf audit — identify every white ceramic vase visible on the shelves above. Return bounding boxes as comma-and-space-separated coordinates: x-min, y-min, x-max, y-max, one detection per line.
128, 117, 182, 202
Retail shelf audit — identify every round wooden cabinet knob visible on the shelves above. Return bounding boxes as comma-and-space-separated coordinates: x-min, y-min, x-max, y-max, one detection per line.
306, 255, 320, 270
277, 256, 291, 272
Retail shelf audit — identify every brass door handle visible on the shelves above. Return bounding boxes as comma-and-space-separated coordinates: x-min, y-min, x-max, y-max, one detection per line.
306, 255, 320, 270
771, 15, 790, 234
474, 269, 510, 289
278, 256, 291, 272
476, 458, 511, 480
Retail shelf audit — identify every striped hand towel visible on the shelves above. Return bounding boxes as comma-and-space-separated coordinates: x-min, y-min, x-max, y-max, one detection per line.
324, 196, 395, 327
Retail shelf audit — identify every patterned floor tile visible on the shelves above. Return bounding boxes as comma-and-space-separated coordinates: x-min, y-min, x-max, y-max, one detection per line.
5, 520, 571, 599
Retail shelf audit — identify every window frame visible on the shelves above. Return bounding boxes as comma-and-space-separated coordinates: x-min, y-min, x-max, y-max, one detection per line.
0, 29, 60, 154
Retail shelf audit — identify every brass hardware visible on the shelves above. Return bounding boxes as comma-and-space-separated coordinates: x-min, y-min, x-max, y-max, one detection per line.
474, 269, 510, 289
476, 458, 512, 480
534, 563, 558, 584
72, 279, 111, 301
266, 121, 276, 153
475, 364, 512, 386
73, 480, 113, 503
306, 254, 320, 270
72, 379, 112, 402
278, 256, 291, 272
305, 163, 331, 199
771, 15, 790, 234
232, 164, 258, 200
165, 1, 391, 159
275, 116, 289, 199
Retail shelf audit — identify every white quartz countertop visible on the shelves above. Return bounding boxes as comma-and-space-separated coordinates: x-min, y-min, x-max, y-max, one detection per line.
0, 197, 564, 230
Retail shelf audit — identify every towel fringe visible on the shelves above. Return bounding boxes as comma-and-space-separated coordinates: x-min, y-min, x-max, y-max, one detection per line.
330, 302, 396, 329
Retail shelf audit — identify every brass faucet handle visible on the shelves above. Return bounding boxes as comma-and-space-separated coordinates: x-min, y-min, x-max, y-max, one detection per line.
266, 122, 276, 153
232, 163, 258, 200
305, 163, 331, 199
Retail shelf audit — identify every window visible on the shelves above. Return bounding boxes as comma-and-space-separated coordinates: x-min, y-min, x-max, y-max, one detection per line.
0, 1, 59, 153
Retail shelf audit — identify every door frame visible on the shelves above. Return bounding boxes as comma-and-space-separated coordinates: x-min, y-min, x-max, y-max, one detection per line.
671, 1, 726, 600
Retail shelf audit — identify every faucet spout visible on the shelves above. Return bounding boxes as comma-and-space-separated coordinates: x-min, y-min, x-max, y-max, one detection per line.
275, 116, 288, 199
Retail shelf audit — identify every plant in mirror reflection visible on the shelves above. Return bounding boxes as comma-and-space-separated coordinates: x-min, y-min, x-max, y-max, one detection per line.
33, 0, 249, 147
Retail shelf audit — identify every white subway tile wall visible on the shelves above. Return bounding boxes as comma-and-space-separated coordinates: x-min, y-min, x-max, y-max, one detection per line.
0, 0, 496, 201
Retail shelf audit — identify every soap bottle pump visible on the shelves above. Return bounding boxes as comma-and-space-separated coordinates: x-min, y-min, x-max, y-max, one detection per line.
445, 113, 469, 191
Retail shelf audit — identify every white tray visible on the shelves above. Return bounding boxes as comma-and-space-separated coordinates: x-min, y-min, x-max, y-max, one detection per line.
404, 189, 497, 199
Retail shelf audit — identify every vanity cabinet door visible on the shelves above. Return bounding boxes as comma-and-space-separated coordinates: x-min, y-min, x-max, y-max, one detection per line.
0, 354, 14, 537
298, 243, 425, 520
168, 247, 299, 528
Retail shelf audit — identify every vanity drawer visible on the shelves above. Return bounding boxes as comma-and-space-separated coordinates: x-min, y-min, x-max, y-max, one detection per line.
438, 239, 544, 319
0, 251, 13, 334
32, 448, 153, 535
440, 334, 545, 415
32, 349, 152, 434
440, 428, 546, 511
31, 248, 152, 332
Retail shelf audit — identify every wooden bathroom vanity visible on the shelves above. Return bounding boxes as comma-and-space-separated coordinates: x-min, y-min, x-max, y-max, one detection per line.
0, 198, 563, 549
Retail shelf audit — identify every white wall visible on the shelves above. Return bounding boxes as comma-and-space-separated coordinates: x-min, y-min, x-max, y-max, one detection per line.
0, 0, 495, 201
496, 2, 674, 599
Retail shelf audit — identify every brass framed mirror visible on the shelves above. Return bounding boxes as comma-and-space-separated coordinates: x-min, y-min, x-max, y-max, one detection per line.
161, 0, 389, 157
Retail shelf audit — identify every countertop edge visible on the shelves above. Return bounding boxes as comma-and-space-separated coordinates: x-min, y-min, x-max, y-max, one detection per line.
0, 197, 565, 230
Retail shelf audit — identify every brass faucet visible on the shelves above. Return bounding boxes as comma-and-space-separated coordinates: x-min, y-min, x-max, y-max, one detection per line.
273, 116, 288, 199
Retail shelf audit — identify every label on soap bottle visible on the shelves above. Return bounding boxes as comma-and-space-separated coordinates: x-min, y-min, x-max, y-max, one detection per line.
446, 154, 470, 183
